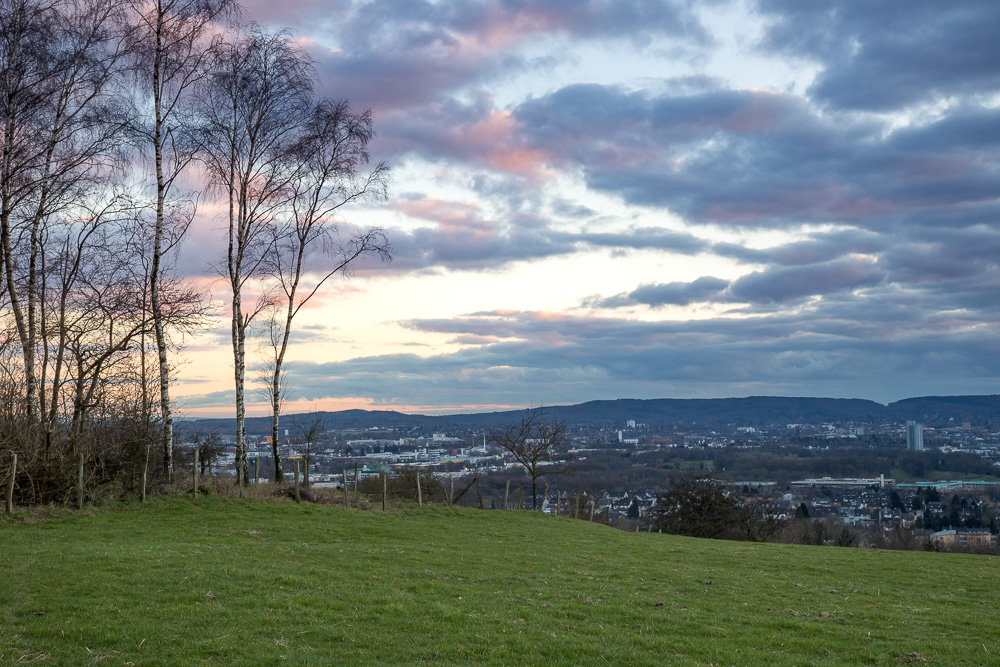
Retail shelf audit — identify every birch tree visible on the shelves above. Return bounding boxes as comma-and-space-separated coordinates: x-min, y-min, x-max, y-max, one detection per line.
262, 98, 390, 482
198, 27, 312, 487
129, 0, 236, 479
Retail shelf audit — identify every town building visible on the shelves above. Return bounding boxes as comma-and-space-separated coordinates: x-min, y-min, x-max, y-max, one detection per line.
906, 421, 924, 451
930, 529, 996, 550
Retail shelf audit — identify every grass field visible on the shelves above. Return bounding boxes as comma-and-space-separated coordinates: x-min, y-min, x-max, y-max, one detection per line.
1, 496, 998, 665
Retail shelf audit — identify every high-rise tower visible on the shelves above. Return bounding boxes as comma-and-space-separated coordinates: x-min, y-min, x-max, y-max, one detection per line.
906, 421, 924, 451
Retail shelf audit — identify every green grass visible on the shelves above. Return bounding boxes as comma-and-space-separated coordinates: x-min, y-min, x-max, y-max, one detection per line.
2, 497, 998, 665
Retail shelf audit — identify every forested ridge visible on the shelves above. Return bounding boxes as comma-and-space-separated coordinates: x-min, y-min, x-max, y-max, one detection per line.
188, 395, 1000, 434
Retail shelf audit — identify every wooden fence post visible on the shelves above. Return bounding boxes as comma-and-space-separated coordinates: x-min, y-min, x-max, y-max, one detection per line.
517, 483, 523, 510
589, 500, 596, 522
476, 477, 483, 509
77, 454, 84, 511
5, 452, 15, 515
382, 472, 387, 511
140, 445, 148, 504
416, 472, 423, 507
343, 469, 349, 508
574, 495, 580, 519
254, 458, 260, 484
448, 476, 454, 506
556, 490, 561, 517
503, 480, 510, 510
192, 448, 199, 500
293, 460, 301, 503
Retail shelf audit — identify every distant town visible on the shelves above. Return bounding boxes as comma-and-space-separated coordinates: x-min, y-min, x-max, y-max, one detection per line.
175, 396, 1000, 551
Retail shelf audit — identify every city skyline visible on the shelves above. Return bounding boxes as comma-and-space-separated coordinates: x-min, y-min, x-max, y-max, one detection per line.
172, 1, 1000, 417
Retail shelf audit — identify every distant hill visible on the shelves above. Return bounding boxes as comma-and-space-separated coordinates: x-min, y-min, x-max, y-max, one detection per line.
884, 395, 1000, 425
179, 394, 1000, 435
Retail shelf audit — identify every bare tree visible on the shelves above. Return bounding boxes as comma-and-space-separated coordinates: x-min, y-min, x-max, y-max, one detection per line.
198, 27, 313, 488
488, 412, 569, 510
262, 98, 390, 482
129, 0, 237, 480
289, 410, 325, 486
14, 191, 177, 500
1, 0, 133, 425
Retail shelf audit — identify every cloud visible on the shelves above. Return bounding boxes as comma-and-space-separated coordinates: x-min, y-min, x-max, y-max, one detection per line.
712, 229, 887, 267
246, 0, 708, 114
729, 256, 885, 305
592, 277, 730, 308
171, 1, 1000, 415
755, 0, 1000, 110
258, 306, 1000, 410
590, 256, 886, 309
377, 96, 554, 179
512, 85, 1000, 232
366, 194, 709, 274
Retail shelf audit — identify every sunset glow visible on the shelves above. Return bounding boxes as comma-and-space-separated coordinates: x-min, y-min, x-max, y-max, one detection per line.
171, 0, 1000, 417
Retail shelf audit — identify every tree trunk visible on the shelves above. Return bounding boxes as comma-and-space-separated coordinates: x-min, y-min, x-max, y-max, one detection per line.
232, 292, 248, 488
270, 360, 283, 482
268, 264, 298, 481
151, 8, 173, 480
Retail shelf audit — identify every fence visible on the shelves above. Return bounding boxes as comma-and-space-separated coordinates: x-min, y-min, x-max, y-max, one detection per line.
3, 448, 623, 528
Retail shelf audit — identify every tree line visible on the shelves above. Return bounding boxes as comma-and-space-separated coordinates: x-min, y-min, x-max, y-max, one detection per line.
1, 0, 389, 504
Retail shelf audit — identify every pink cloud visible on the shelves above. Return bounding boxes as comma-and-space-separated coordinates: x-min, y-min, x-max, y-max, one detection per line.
394, 197, 492, 230
721, 90, 798, 133
703, 186, 900, 224
423, 108, 555, 179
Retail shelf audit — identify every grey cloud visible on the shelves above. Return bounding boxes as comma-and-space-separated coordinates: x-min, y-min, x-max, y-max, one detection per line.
258, 305, 1000, 409
567, 228, 709, 254
875, 225, 1000, 298
590, 256, 888, 309
651, 89, 802, 137
368, 194, 711, 274
729, 258, 885, 305
593, 276, 730, 308
244, 0, 707, 114
890, 107, 1000, 153
755, 0, 1000, 110
517, 84, 651, 142
630, 277, 729, 306
384, 224, 571, 273
712, 230, 886, 266
308, 44, 523, 113
767, 233, 885, 267
514, 85, 1000, 232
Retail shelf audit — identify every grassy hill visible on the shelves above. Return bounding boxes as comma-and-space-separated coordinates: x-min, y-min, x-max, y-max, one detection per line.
1, 498, 997, 665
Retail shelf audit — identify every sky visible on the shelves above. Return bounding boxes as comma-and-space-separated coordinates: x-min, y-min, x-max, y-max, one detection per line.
175, 0, 1000, 417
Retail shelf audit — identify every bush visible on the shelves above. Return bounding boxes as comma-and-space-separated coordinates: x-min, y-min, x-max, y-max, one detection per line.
649, 473, 784, 542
